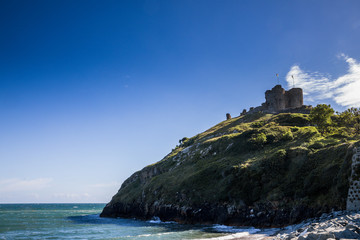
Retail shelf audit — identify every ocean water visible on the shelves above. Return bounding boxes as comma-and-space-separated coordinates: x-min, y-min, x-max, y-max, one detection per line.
0, 204, 275, 239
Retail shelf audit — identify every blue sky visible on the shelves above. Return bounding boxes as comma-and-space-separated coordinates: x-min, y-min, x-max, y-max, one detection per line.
1, 0, 360, 203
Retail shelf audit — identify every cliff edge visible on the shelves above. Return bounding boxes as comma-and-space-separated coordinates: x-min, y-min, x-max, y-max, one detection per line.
101, 112, 358, 227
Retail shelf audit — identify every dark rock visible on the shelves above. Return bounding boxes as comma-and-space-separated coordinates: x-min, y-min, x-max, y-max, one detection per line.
100, 201, 328, 228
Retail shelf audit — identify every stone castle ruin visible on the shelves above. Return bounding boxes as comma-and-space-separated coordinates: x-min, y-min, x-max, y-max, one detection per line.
264, 85, 303, 112
226, 84, 310, 120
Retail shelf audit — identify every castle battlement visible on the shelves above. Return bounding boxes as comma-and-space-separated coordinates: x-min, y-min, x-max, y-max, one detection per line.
265, 85, 303, 112
231, 84, 309, 119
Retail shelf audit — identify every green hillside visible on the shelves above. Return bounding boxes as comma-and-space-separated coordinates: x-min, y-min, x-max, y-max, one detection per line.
101, 111, 360, 227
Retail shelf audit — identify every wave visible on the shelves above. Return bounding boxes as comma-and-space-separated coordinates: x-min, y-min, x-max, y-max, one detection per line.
147, 216, 162, 223
147, 216, 177, 224
134, 232, 174, 237
208, 224, 260, 233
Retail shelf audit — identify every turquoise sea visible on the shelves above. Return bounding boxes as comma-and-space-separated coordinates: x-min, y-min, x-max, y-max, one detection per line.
0, 204, 275, 239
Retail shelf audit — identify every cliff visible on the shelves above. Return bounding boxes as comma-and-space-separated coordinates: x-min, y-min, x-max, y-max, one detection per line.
100, 112, 359, 227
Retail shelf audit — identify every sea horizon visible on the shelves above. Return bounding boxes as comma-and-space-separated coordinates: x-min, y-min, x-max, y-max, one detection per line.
0, 203, 277, 239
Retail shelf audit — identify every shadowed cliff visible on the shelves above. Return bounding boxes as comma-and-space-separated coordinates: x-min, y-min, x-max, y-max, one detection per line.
101, 112, 359, 227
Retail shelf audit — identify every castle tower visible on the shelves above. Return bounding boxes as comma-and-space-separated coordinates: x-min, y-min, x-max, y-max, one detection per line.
285, 88, 303, 109
265, 85, 286, 112
264, 85, 304, 113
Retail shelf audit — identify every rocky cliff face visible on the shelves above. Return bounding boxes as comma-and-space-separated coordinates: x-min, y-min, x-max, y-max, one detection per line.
101, 113, 358, 227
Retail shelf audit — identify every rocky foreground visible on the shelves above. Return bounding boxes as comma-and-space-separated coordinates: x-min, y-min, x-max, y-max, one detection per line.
209, 211, 360, 240
272, 211, 360, 240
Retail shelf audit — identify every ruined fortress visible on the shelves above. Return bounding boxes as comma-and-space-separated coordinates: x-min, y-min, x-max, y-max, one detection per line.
264, 85, 303, 112
228, 85, 310, 119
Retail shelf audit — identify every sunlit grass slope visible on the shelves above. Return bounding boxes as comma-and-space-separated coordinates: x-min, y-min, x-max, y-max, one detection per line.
110, 112, 359, 211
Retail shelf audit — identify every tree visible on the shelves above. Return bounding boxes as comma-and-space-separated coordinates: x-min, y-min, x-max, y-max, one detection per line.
309, 104, 334, 134
336, 107, 360, 135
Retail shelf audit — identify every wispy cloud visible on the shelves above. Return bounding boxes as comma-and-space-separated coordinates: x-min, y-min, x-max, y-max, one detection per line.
286, 65, 332, 101
332, 54, 360, 107
0, 178, 53, 192
286, 54, 360, 108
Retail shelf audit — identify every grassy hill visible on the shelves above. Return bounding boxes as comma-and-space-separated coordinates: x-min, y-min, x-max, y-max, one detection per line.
101, 112, 360, 227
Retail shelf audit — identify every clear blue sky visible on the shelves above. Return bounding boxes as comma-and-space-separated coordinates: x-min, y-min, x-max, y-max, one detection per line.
1, 0, 360, 203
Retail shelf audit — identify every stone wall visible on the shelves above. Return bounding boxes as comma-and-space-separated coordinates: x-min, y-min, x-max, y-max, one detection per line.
228, 85, 306, 118
346, 147, 360, 210
285, 88, 303, 109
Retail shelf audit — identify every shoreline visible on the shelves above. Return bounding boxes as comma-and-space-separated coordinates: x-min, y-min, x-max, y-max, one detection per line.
206, 210, 360, 240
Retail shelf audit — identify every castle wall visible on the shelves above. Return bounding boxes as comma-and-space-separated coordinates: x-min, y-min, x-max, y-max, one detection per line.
264, 85, 303, 113
285, 88, 303, 109
265, 85, 286, 112
238, 84, 306, 117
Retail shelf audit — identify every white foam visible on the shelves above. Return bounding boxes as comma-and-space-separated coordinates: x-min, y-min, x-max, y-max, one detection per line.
147, 216, 162, 223
147, 216, 177, 224
136, 232, 173, 237
211, 224, 260, 233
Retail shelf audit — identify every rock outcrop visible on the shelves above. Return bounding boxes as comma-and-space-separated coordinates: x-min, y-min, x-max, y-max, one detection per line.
101, 113, 357, 227
274, 211, 360, 240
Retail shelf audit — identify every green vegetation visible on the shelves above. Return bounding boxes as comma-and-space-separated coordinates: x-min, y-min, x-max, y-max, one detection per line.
309, 104, 360, 137
109, 110, 360, 213
334, 107, 360, 136
309, 104, 334, 134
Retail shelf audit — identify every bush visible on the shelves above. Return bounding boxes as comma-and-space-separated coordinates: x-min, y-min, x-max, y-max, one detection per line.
274, 113, 310, 126
249, 132, 267, 147
282, 131, 294, 141
309, 104, 334, 135
265, 132, 277, 143
251, 121, 265, 128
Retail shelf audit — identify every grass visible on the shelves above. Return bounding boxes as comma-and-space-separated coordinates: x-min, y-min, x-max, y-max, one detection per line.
110, 112, 360, 212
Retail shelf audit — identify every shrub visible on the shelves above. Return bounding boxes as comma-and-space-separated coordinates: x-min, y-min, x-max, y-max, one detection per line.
265, 132, 277, 143
251, 121, 265, 128
309, 104, 335, 135
249, 132, 267, 147
274, 113, 310, 126
282, 130, 294, 141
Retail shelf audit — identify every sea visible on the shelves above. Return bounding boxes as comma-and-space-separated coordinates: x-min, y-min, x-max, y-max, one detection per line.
0, 204, 278, 239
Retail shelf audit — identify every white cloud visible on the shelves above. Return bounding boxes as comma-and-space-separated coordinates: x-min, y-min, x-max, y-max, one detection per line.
332, 54, 360, 107
286, 65, 333, 101
0, 178, 53, 192
286, 54, 360, 108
